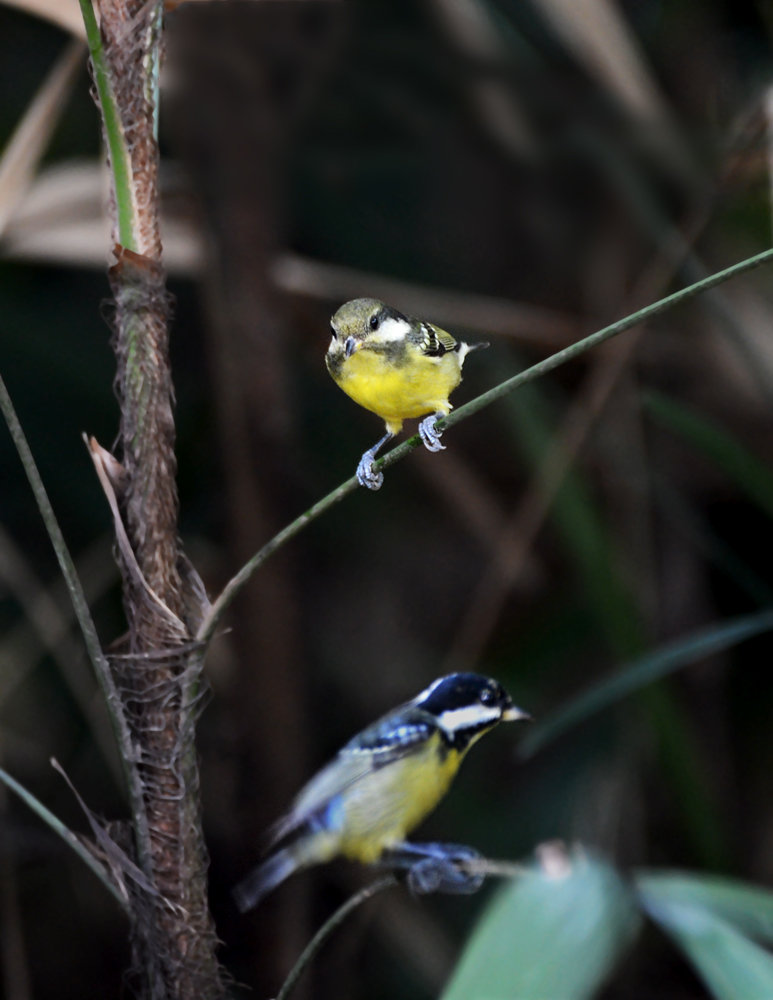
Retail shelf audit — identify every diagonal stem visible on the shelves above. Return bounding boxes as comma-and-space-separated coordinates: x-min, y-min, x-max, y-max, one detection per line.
0, 373, 148, 862
198, 246, 773, 644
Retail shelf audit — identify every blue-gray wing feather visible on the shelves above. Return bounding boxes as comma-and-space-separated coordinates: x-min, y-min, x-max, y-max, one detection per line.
267, 705, 434, 847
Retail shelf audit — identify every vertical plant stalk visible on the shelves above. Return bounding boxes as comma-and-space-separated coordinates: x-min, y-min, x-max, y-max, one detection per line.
81, 1, 221, 997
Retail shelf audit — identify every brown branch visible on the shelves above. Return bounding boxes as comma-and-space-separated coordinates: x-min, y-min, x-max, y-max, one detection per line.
84, 1, 222, 996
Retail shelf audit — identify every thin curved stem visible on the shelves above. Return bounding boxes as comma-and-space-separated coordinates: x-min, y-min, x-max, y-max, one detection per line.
437, 245, 773, 435
198, 246, 773, 644
274, 857, 526, 1000
197, 476, 359, 643
0, 764, 128, 910
276, 876, 398, 1000
0, 374, 145, 841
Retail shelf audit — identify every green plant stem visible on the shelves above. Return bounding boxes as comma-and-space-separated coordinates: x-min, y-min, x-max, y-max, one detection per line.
276, 876, 397, 1000
439, 245, 773, 436
197, 476, 359, 644
0, 374, 148, 862
78, 0, 137, 249
274, 857, 522, 1000
0, 764, 127, 910
199, 246, 773, 643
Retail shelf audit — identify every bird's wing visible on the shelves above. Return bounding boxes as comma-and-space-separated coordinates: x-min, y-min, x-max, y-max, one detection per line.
267, 706, 434, 847
410, 321, 458, 357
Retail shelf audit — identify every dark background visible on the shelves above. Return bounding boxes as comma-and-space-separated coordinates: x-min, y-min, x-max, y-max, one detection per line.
1, 1, 772, 997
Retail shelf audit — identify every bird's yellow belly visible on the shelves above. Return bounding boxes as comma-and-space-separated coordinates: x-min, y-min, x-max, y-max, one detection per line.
335, 351, 462, 431
337, 748, 461, 864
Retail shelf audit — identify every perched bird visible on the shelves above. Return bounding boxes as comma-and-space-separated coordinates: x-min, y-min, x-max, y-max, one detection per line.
326, 299, 487, 489
233, 673, 529, 911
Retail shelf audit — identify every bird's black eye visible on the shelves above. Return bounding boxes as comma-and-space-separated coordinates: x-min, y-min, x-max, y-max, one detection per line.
369, 313, 380, 331
330, 324, 337, 339
479, 687, 495, 706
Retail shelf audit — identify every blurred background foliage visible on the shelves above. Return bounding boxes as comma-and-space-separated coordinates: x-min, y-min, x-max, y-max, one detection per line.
1, 0, 773, 997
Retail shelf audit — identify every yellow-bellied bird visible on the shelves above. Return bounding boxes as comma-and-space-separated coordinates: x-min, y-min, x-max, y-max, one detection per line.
326, 299, 487, 489
234, 673, 529, 911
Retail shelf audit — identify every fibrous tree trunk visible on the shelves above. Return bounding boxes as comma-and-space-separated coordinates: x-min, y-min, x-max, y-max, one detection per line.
83, 1, 223, 996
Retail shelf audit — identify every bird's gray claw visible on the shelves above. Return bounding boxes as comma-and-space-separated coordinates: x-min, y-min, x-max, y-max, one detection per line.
407, 845, 484, 896
418, 414, 446, 453
356, 454, 383, 490
407, 858, 443, 894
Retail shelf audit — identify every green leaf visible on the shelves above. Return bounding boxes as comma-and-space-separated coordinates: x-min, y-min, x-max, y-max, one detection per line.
520, 608, 773, 756
78, 0, 139, 251
637, 871, 773, 945
441, 849, 640, 1000
639, 874, 773, 1000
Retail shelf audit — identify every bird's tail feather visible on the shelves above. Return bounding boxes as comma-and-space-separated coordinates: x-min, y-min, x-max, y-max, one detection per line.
233, 847, 298, 912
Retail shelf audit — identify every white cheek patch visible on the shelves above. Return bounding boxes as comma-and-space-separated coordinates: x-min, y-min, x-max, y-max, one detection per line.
456, 342, 472, 365
329, 335, 338, 351
436, 703, 500, 735
372, 317, 412, 343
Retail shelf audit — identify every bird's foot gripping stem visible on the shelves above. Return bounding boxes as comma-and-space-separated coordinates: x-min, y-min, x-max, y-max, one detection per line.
356, 452, 384, 491
418, 413, 447, 453
384, 842, 485, 896
356, 432, 393, 490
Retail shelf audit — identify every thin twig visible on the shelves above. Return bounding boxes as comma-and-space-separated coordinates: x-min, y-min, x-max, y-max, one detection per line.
457, 857, 528, 880
197, 476, 358, 644
0, 373, 147, 855
0, 525, 123, 786
276, 875, 398, 1000
275, 857, 525, 1000
0, 764, 127, 910
443, 193, 717, 669
440, 246, 773, 435
199, 246, 773, 644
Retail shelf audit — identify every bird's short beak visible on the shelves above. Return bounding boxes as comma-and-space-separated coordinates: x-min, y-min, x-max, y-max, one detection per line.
344, 336, 359, 358
502, 704, 532, 723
